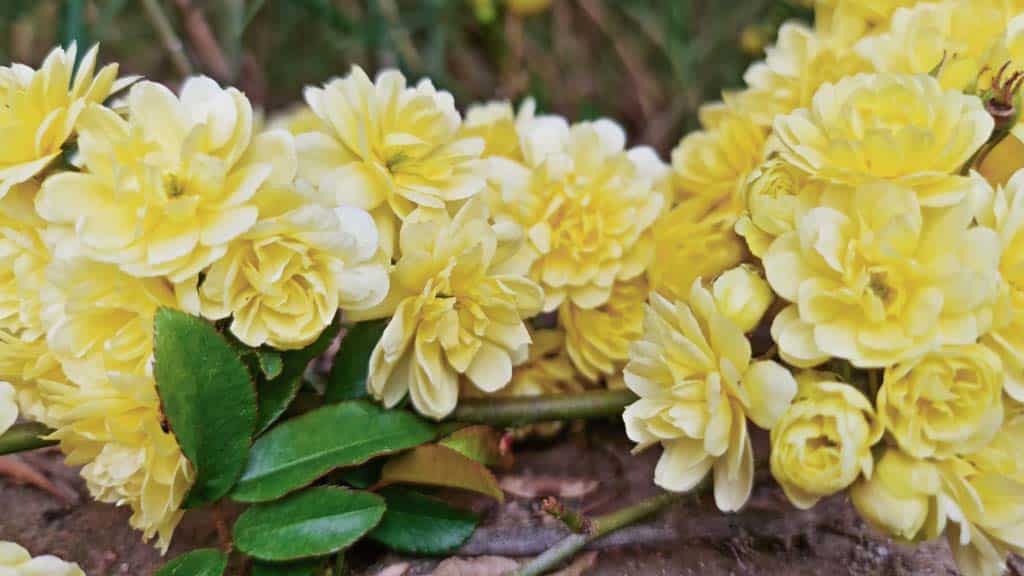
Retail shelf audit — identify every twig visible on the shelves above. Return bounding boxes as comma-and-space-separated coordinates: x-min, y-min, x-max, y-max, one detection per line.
447, 390, 638, 427
543, 497, 593, 534
140, 0, 194, 78
0, 422, 57, 455
173, 0, 232, 82
212, 502, 233, 553
0, 455, 73, 504
510, 491, 683, 576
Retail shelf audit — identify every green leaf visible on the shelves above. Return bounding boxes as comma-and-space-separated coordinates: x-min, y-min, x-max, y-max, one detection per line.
379, 444, 504, 502
440, 425, 513, 469
325, 320, 387, 403
154, 308, 257, 508
232, 400, 436, 502
234, 487, 385, 562
255, 317, 341, 435
337, 459, 384, 489
155, 548, 227, 576
252, 559, 323, 576
369, 487, 478, 555
256, 350, 284, 380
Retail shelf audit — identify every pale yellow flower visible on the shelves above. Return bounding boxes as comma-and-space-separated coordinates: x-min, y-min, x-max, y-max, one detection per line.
297, 66, 484, 257
711, 264, 773, 333
623, 282, 797, 511
671, 103, 768, 203
730, 22, 868, 126
813, 0, 920, 46
772, 73, 993, 192
855, 1, 1022, 91
40, 370, 192, 552
0, 182, 49, 340
184, 195, 389, 350
647, 196, 747, 303
979, 133, 1024, 188
851, 449, 1024, 576
0, 44, 128, 198
0, 331, 61, 424
735, 158, 823, 258
0, 381, 16, 436
267, 104, 324, 136
366, 197, 544, 419
40, 257, 174, 381
459, 99, 535, 161
981, 170, 1024, 401
36, 77, 292, 281
560, 277, 647, 383
970, 400, 1024, 482
879, 345, 1005, 460
0, 541, 84, 576
765, 181, 1001, 368
770, 371, 882, 509
494, 116, 665, 311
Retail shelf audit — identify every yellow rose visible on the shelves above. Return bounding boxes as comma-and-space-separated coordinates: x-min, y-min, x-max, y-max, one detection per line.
853, 449, 1024, 576
0, 381, 15, 436
623, 282, 797, 511
459, 99, 536, 161
765, 181, 1001, 367
497, 116, 665, 311
729, 22, 868, 126
879, 345, 1004, 460
770, 371, 882, 509
0, 44, 128, 198
711, 264, 773, 333
773, 73, 993, 191
267, 104, 324, 136
37, 77, 291, 281
982, 169, 1024, 402
560, 277, 647, 383
185, 196, 389, 350
42, 258, 174, 376
297, 66, 484, 258
0, 182, 49, 340
0, 331, 61, 424
647, 196, 747, 303
970, 400, 1024, 482
735, 158, 823, 258
366, 197, 543, 419
671, 103, 768, 204
0, 541, 84, 576
855, 1, 1021, 91
40, 370, 192, 552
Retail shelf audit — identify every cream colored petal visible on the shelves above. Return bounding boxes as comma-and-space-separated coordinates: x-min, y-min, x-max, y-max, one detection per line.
0, 382, 17, 435
742, 360, 797, 429
654, 438, 714, 492
465, 340, 513, 393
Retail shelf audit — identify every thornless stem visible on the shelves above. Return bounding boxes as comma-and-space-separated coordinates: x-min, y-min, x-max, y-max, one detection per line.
448, 390, 638, 427
0, 422, 57, 455
511, 491, 684, 576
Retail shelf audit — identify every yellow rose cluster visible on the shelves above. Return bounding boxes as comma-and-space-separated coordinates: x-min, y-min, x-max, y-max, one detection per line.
2, 0, 1024, 570
622, 1, 1024, 575
0, 46, 390, 551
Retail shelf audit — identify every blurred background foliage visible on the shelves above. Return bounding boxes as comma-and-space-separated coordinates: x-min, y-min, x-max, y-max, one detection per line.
0, 0, 812, 153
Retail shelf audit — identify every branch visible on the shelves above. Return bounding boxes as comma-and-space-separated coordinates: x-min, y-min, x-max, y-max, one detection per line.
447, 390, 638, 427
511, 491, 684, 576
173, 0, 233, 82
0, 423, 57, 455
140, 0, 194, 77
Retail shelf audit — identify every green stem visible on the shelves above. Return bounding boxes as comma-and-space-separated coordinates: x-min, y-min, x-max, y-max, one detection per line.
0, 422, 57, 455
140, 0, 194, 77
511, 491, 683, 576
447, 390, 638, 427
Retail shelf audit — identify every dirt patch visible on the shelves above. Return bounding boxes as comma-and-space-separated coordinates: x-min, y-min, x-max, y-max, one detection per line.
0, 425, 961, 575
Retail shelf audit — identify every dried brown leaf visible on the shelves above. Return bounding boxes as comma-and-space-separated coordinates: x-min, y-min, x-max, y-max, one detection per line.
499, 475, 599, 499
431, 556, 519, 576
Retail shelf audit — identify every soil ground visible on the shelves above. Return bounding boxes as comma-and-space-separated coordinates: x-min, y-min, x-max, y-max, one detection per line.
0, 424, 967, 576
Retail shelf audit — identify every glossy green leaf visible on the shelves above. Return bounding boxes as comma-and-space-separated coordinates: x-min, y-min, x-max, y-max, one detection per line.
154, 308, 257, 507
155, 548, 227, 576
337, 459, 384, 489
256, 350, 284, 380
370, 487, 478, 555
379, 444, 504, 502
234, 487, 385, 562
233, 400, 436, 502
255, 317, 341, 435
325, 320, 387, 403
252, 559, 323, 576
440, 425, 513, 469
